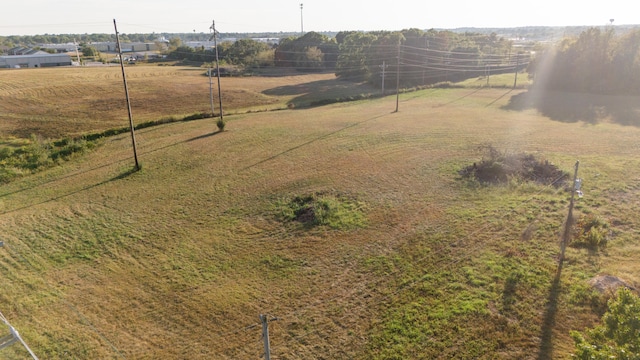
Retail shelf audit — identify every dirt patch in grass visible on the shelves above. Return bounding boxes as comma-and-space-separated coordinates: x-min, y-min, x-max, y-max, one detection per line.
589, 275, 636, 293
459, 145, 568, 186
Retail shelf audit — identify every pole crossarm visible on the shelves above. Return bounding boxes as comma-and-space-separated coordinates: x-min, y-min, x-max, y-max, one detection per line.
0, 332, 18, 350
0, 312, 39, 360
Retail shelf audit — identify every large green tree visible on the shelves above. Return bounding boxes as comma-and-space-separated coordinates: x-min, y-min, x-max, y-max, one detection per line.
225, 39, 270, 67
274, 32, 336, 69
335, 29, 516, 87
335, 32, 377, 80
528, 27, 640, 94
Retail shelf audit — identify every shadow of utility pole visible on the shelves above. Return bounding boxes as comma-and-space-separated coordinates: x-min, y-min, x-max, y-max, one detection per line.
537, 250, 565, 359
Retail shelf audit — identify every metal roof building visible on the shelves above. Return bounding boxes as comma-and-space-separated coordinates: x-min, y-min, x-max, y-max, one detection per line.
0, 53, 72, 68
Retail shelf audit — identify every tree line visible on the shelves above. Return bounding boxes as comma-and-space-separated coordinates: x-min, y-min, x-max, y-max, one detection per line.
529, 27, 640, 94
0, 33, 155, 46
166, 28, 525, 88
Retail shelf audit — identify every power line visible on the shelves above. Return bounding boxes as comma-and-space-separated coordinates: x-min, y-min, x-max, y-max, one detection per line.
1, 240, 127, 358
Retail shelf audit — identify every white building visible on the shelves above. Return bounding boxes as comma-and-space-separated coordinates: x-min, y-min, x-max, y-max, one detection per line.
0, 53, 72, 68
91, 42, 162, 53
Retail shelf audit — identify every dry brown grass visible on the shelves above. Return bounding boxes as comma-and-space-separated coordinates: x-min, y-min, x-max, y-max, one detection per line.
1, 78, 640, 358
0, 66, 366, 139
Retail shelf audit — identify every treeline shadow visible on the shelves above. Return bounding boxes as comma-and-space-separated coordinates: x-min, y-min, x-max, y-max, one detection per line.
504, 89, 640, 126
263, 78, 378, 109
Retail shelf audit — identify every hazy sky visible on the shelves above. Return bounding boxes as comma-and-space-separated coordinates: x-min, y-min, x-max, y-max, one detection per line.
0, 0, 635, 36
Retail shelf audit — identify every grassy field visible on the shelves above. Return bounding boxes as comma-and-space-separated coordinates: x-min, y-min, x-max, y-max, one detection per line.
0, 66, 376, 139
1, 67, 640, 359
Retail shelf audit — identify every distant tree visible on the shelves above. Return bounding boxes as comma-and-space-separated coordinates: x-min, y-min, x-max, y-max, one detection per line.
335, 32, 377, 80
572, 287, 640, 359
226, 39, 270, 66
274, 31, 336, 70
609, 29, 640, 93
82, 46, 99, 57
274, 37, 296, 67
371, 31, 404, 85
335, 31, 357, 45
168, 37, 182, 52
253, 49, 275, 67
154, 40, 167, 54
167, 45, 194, 60
297, 46, 324, 69
528, 27, 640, 94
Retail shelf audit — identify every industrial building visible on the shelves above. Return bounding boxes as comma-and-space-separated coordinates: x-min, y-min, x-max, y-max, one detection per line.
0, 53, 72, 68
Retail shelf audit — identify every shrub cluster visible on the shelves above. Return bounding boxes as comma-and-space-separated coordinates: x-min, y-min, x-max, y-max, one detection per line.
459, 145, 568, 186
0, 135, 94, 183
572, 287, 640, 358
571, 214, 610, 250
275, 193, 367, 230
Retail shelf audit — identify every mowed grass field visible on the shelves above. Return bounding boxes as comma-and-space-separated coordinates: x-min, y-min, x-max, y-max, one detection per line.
0, 65, 375, 139
1, 67, 640, 359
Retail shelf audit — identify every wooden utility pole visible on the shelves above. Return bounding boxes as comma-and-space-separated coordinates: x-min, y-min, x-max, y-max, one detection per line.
113, 19, 140, 171
395, 42, 401, 113
260, 314, 271, 360
513, 53, 519, 89
208, 68, 215, 117
486, 64, 490, 87
73, 38, 81, 66
380, 61, 387, 95
560, 161, 580, 260
210, 20, 224, 122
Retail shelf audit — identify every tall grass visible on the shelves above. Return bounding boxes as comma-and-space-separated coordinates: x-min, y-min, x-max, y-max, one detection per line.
0, 135, 94, 183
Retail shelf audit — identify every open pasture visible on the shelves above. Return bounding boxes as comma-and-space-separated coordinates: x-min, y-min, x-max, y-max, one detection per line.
0, 65, 375, 140
1, 71, 640, 359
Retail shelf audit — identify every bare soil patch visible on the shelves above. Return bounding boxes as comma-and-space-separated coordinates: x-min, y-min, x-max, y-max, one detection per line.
589, 275, 635, 293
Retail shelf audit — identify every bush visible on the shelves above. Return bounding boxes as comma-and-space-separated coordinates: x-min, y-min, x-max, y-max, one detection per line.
459, 145, 568, 186
216, 118, 226, 132
0, 135, 96, 183
0, 167, 19, 184
275, 193, 367, 230
0, 146, 14, 161
572, 215, 610, 250
572, 287, 640, 359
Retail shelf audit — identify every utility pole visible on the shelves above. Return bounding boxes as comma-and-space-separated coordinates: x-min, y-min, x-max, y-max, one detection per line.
423, 38, 429, 85
300, 3, 304, 34
380, 61, 388, 95
513, 53, 519, 89
395, 42, 401, 112
210, 20, 224, 122
73, 38, 81, 66
260, 314, 272, 360
114, 19, 140, 171
486, 64, 490, 87
208, 67, 215, 117
560, 161, 580, 260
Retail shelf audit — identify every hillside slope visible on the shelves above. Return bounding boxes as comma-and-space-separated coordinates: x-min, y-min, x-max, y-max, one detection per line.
1, 87, 640, 358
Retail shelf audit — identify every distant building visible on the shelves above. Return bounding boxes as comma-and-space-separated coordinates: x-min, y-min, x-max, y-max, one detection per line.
0, 53, 72, 68
91, 42, 162, 53
39, 43, 79, 53
7, 47, 47, 56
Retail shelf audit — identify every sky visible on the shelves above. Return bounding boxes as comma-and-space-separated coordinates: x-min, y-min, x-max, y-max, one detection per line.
0, 0, 636, 36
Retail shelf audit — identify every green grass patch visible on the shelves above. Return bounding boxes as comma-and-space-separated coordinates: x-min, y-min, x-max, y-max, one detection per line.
275, 192, 367, 230
0, 135, 96, 183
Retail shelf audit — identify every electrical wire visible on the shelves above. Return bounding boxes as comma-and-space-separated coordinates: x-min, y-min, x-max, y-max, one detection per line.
1, 241, 127, 358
